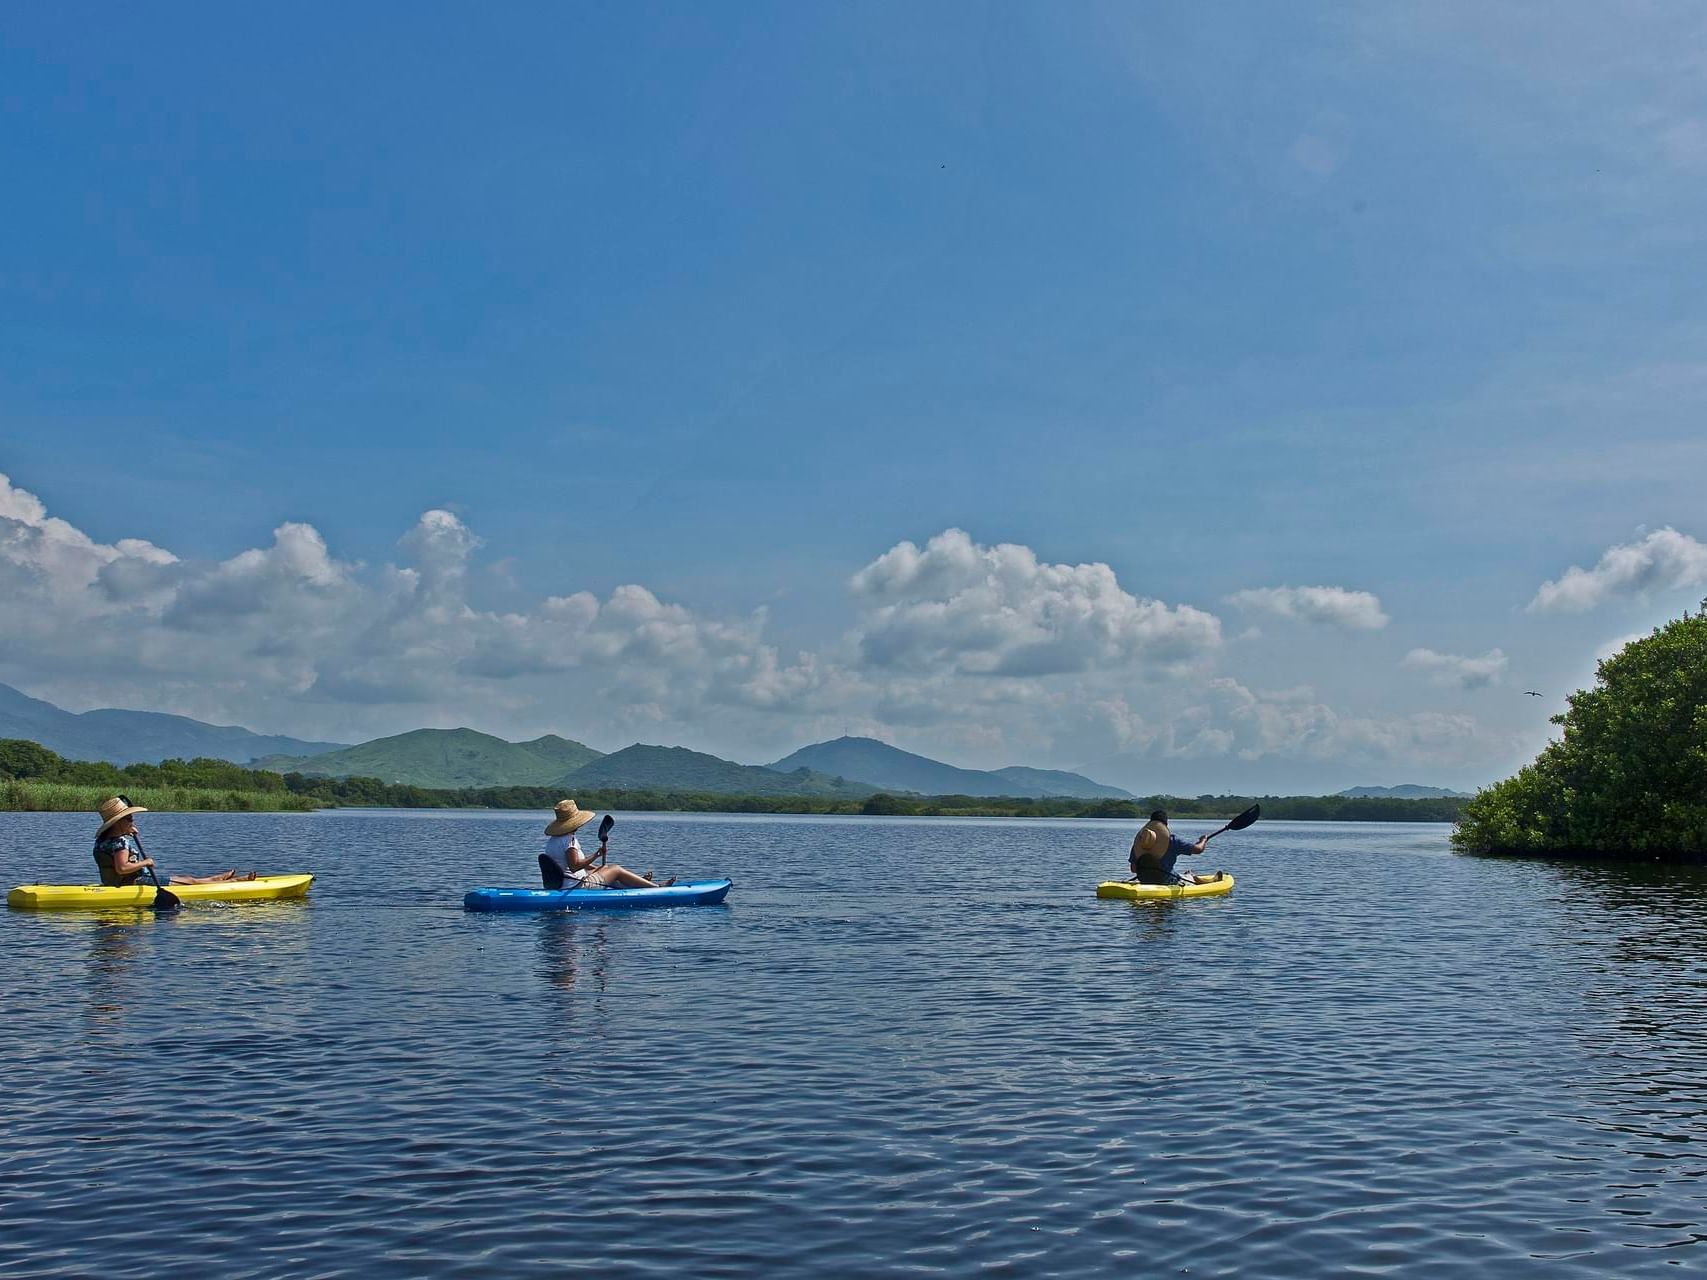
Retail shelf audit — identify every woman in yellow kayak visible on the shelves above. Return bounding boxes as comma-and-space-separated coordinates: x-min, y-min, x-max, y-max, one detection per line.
92, 796, 255, 887
1129, 809, 1226, 886
538, 800, 672, 890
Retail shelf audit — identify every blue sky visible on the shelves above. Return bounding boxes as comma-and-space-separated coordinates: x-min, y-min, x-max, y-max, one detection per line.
4, 2, 1706, 793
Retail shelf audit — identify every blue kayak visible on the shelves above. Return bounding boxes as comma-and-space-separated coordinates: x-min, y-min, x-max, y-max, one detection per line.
463, 879, 733, 913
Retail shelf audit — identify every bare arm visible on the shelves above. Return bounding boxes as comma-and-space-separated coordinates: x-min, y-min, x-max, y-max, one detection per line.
113, 842, 154, 877
565, 841, 607, 873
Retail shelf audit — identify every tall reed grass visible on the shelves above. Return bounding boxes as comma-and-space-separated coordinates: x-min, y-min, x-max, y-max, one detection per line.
1, 781, 320, 814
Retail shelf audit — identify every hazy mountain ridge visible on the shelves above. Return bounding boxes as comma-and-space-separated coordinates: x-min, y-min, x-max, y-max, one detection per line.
769, 737, 1134, 799
1338, 784, 1469, 799
3, 684, 1152, 799
0, 682, 346, 767
560, 744, 876, 797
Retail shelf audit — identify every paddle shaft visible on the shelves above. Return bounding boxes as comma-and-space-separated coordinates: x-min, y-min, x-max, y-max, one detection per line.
133, 833, 181, 910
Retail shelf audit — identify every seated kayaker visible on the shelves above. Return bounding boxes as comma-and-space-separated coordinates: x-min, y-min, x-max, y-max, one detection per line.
539, 800, 674, 890
92, 796, 256, 886
1129, 810, 1224, 886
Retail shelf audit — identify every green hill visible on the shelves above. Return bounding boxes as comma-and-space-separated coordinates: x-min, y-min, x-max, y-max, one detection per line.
560, 744, 876, 797
254, 727, 604, 789
768, 736, 1133, 799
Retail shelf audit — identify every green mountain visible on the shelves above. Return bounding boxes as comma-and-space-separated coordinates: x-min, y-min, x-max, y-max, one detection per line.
987, 765, 1136, 801
768, 736, 1134, 799
0, 681, 347, 767
254, 727, 603, 789
1338, 784, 1468, 799
560, 744, 876, 797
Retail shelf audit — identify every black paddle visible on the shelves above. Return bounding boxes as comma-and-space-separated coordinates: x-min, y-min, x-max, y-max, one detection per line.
589, 813, 615, 873
133, 832, 181, 911
1203, 803, 1261, 843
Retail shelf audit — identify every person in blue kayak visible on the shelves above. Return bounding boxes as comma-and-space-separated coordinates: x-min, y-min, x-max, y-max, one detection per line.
539, 800, 673, 890
92, 796, 255, 886
1129, 810, 1225, 886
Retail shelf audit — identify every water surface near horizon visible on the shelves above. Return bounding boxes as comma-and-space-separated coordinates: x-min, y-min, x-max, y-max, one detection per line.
3, 811, 1705, 1277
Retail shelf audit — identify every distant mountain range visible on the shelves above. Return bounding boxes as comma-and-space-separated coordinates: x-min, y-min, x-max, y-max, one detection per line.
1337, 784, 1470, 799
565, 744, 874, 797
0, 683, 1146, 800
0, 681, 346, 768
770, 736, 1135, 800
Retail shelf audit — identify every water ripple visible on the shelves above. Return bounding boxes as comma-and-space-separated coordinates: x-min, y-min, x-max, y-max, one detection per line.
4, 811, 1706, 1275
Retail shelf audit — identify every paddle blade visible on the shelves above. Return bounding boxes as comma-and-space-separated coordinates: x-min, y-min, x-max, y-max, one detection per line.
1225, 804, 1261, 832
136, 838, 181, 910
147, 871, 181, 911
598, 814, 615, 842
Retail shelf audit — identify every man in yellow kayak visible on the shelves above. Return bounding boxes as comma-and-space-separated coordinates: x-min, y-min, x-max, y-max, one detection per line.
92, 796, 255, 887
1129, 810, 1225, 886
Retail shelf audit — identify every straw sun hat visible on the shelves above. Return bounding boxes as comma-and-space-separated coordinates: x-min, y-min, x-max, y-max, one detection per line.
96, 795, 149, 836
1136, 815, 1169, 856
544, 799, 597, 837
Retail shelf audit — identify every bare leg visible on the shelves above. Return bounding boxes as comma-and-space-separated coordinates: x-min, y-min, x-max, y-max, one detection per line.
586, 865, 673, 889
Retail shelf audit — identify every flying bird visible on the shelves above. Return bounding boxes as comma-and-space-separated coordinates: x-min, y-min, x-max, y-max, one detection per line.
1523, 691, 1543, 697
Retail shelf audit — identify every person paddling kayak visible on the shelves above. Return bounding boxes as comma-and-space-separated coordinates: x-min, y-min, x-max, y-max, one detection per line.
92, 797, 256, 886
539, 800, 673, 890
1129, 809, 1225, 886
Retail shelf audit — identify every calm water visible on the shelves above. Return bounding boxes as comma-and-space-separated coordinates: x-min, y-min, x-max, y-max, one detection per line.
2, 811, 1705, 1277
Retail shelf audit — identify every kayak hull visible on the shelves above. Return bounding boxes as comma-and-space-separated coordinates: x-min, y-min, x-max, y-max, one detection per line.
1096, 874, 1235, 901
464, 879, 733, 912
7, 874, 315, 911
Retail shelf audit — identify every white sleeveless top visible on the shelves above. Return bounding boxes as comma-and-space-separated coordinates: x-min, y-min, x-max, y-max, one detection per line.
543, 834, 589, 883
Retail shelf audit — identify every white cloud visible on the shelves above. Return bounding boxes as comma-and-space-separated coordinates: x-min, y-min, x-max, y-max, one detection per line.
1403, 647, 1508, 689
0, 473, 828, 740
1529, 527, 1707, 612
1226, 585, 1389, 630
850, 529, 1222, 676
0, 474, 1525, 789
1594, 631, 1647, 663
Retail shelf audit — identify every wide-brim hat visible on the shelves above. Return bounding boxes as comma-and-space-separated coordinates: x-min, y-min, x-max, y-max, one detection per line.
96, 795, 149, 835
1136, 817, 1169, 855
544, 799, 597, 837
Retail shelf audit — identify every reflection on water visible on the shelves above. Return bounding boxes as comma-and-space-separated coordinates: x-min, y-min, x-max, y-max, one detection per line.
3, 810, 1706, 1277
82, 917, 143, 1034
536, 913, 613, 995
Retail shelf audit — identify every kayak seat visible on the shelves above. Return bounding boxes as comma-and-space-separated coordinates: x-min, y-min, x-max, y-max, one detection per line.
538, 854, 566, 891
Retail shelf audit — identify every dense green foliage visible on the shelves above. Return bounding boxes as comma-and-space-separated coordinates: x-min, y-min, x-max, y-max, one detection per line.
1454, 603, 1707, 857
2, 736, 1466, 822
0, 740, 318, 812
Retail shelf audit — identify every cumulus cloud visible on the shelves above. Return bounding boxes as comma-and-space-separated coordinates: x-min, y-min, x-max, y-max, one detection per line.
0, 473, 1517, 787
0, 472, 828, 739
1403, 647, 1508, 689
1226, 585, 1389, 630
850, 529, 1221, 676
1529, 527, 1707, 612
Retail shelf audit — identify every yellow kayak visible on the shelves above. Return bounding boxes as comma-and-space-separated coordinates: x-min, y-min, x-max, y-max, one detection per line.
7, 874, 314, 911
1096, 874, 1234, 901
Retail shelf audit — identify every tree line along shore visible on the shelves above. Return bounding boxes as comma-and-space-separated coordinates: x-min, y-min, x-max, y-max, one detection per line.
0, 737, 1465, 822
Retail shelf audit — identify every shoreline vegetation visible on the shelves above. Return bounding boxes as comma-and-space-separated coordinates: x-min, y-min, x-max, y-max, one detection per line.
1, 737, 1467, 823
1453, 602, 1706, 862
